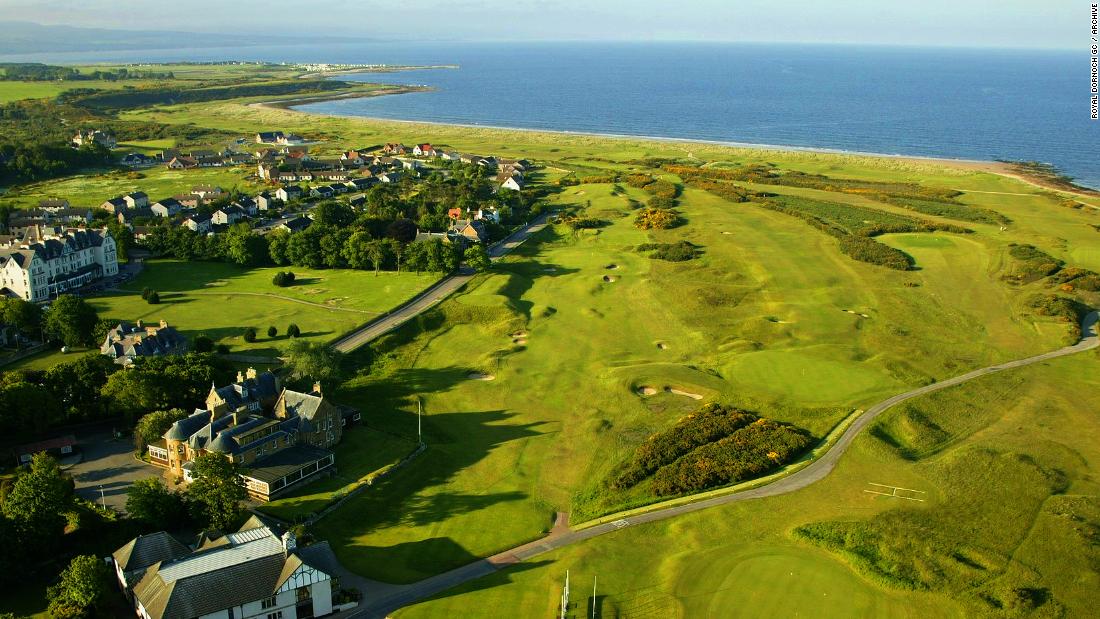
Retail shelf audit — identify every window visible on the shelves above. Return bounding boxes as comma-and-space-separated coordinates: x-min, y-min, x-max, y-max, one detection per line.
296, 587, 311, 603
261, 596, 278, 609
267, 613, 283, 619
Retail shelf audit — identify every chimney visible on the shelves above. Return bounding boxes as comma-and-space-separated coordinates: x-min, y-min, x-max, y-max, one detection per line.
281, 530, 297, 554
312, 381, 322, 395
236, 371, 245, 384
136, 319, 143, 329
232, 412, 241, 426
246, 367, 258, 380
160, 320, 168, 329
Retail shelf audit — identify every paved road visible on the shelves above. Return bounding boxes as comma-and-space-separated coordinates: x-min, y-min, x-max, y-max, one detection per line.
331, 215, 552, 353
348, 311, 1099, 618
67, 432, 160, 511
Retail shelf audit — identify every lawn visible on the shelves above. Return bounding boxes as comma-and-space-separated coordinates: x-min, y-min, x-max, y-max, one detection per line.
2, 165, 266, 209
257, 426, 420, 522
0, 78, 170, 103
84, 259, 441, 359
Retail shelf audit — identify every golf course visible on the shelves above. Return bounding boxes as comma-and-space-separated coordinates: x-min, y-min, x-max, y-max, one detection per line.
3, 73, 1099, 618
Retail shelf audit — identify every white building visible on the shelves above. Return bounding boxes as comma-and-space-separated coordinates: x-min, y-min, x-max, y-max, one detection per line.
0, 227, 118, 302
113, 517, 343, 619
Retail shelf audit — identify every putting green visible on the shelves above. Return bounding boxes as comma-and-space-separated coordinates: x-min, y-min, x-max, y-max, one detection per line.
723, 349, 898, 406
672, 546, 942, 619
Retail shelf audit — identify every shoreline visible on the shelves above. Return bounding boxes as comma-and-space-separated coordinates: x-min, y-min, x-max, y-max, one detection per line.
251, 91, 1100, 199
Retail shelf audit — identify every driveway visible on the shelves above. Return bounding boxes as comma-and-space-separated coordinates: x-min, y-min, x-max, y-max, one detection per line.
67, 433, 160, 511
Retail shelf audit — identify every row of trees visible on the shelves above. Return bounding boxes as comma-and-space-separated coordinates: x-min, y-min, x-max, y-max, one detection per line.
0, 352, 231, 441
0, 294, 98, 348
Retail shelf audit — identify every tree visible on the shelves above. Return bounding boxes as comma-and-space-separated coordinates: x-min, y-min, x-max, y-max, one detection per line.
365, 239, 388, 275
193, 334, 214, 353
286, 323, 301, 338
105, 220, 134, 262
134, 408, 188, 454
386, 218, 418, 243
341, 230, 374, 270
2, 453, 71, 551
43, 294, 98, 347
313, 201, 355, 227
285, 339, 343, 386
125, 478, 187, 528
46, 554, 107, 619
43, 354, 116, 423
141, 287, 153, 300
267, 326, 278, 338
225, 224, 269, 266
267, 229, 290, 265
187, 453, 247, 530
464, 244, 491, 272
1, 297, 42, 337
243, 327, 257, 343
146, 291, 160, 305
0, 381, 61, 439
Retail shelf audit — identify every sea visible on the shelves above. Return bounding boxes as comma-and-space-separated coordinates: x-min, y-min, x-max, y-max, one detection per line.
3, 42, 1096, 188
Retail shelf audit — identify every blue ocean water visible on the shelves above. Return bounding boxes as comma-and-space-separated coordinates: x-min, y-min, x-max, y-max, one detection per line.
5, 42, 1096, 188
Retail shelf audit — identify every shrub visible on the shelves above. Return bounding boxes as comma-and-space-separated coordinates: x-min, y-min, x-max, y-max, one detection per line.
634, 207, 681, 230
146, 291, 160, 304
141, 287, 153, 300
215, 343, 230, 354
644, 179, 679, 199
647, 195, 676, 210
272, 271, 296, 287
193, 335, 214, 353
637, 241, 700, 262
267, 326, 278, 338
621, 173, 654, 188
287, 323, 301, 338
242, 327, 257, 343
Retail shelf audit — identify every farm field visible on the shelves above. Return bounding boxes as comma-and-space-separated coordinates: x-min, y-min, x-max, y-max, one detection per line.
84, 259, 441, 358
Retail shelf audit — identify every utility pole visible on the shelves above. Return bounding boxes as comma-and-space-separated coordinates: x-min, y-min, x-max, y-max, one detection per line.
417, 398, 423, 445
98, 485, 105, 509
560, 570, 570, 619
592, 575, 597, 619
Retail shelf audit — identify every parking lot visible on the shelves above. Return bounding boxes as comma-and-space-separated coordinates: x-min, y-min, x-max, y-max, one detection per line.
67, 432, 161, 512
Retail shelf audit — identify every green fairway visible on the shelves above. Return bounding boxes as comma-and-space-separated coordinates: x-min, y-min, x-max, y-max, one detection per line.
85, 260, 440, 358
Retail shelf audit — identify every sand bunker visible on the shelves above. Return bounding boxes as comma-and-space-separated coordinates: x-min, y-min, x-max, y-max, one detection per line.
511, 330, 528, 338
656, 342, 669, 350
605, 264, 619, 270
603, 275, 617, 283
513, 338, 528, 345
666, 387, 703, 400
467, 372, 496, 381
841, 309, 870, 319
722, 231, 733, 235
544, 267, 557, 273
637, 386, 658, 396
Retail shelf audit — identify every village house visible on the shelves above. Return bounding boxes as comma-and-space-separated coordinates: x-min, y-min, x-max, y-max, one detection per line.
309, 186, 334, 199
233, 197, 259, 216
256, 191, 276, 211
120, 153, 155, 167
0, 226, 118, 302
100, 197, 128, 214
413, 143, 437, 157
440, 150, 462, 161
256, 131, 285, 144
172, 194, 202, 209
124, 192, 150, 210
100, 320, 188, 366
498, 174, 524, 192
165, 156, 198, 170
117, 208, 155, 225
277, 216, 312, 234
72, 129, 116, 149
383, 142, 407, 155
151, 198, 183, 218
212, 205, 245, 226
112, 519, 343, 619
182, 214, 213, 233
38, 198, 69, 210
276, 185, 303, 202
452, 219, 487, 244
278, 133, 307, 146
191, 185, 224, 200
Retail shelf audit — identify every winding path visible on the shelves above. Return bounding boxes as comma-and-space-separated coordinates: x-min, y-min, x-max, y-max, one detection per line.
331, 215, 552, 353
347, 311, 1098, 618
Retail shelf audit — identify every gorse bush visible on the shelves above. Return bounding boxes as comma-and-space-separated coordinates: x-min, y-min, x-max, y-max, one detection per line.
634, 207, 681, 230
637, 240, 701, 262
609, 403, 814, 496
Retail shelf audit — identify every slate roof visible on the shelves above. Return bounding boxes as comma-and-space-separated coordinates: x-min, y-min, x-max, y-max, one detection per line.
113, 532, 191, 577
244, 444, 333, 484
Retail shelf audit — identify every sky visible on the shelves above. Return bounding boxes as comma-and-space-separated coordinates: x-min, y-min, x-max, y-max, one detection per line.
0, 0, 1079, 49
